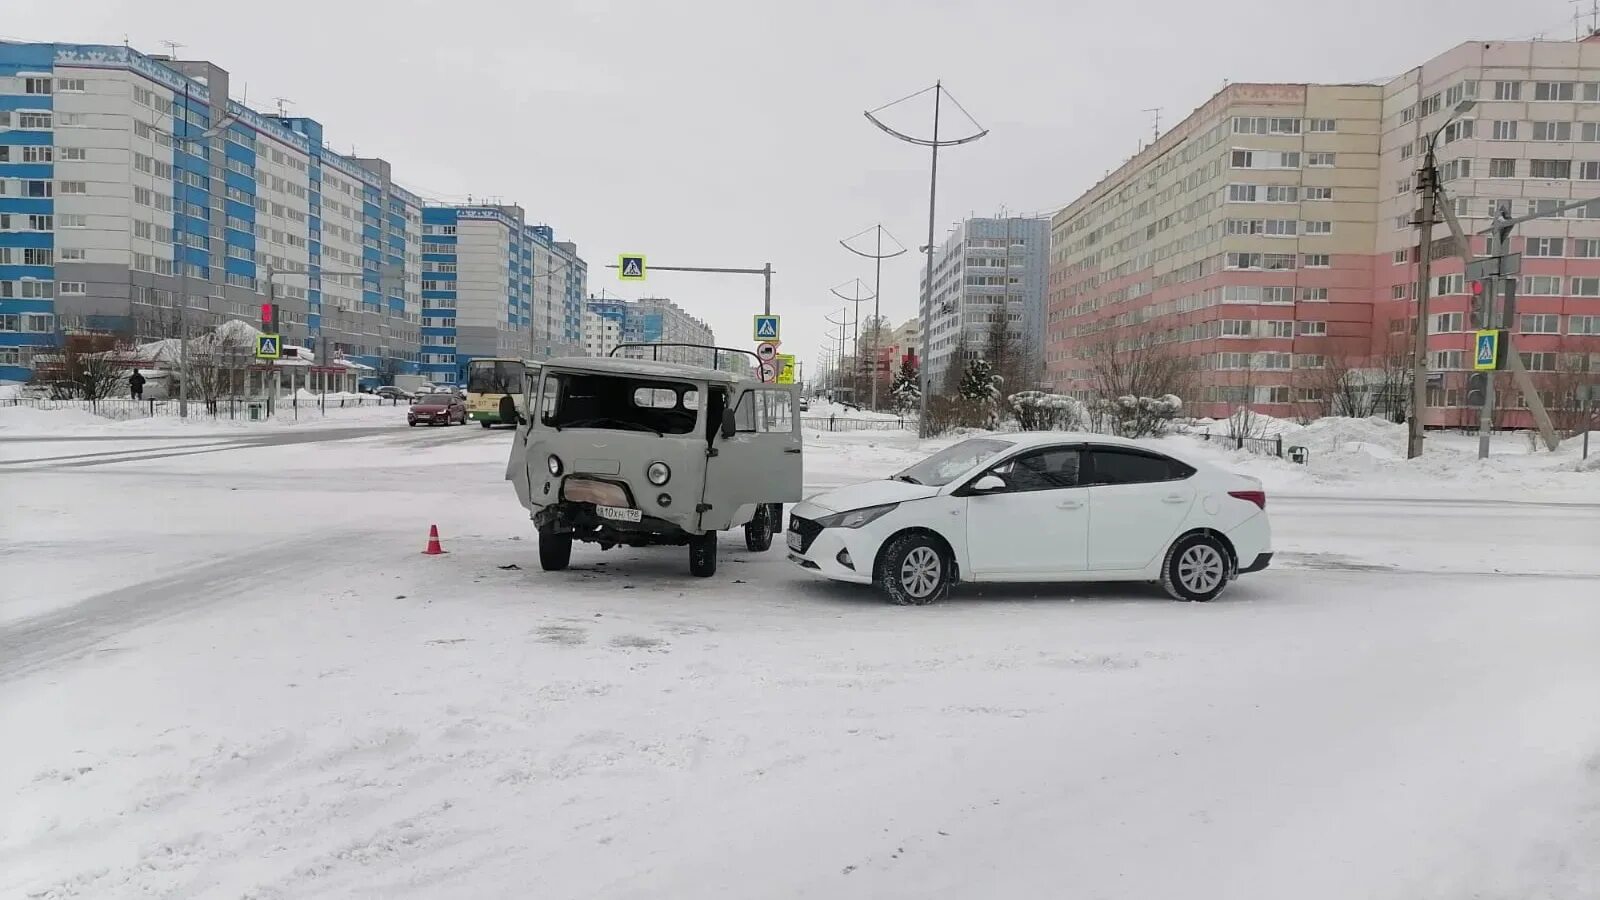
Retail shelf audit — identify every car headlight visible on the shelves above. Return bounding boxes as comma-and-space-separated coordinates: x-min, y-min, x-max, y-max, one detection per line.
547, 455, 563, 476
815, 503, 898, 529
646, 462, 671, 486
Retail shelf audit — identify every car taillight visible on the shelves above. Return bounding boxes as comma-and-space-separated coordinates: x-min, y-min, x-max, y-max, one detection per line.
1228, 490, 1266, 510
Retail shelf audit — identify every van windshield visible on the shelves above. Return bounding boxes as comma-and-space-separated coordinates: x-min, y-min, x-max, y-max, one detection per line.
541, 372, 700, 435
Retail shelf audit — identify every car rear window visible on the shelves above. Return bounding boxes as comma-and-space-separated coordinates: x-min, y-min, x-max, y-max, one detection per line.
1087, 448, 1193, 485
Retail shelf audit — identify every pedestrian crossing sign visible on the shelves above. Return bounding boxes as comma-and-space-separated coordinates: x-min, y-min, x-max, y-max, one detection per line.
255, 333, 281, 359
1473, 329, 1501, 371
618, 254, 646, 281
753, 315, 780, 341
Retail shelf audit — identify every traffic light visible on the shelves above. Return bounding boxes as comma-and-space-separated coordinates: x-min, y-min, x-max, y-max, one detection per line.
1466, 372, 1488, 408
260, 303, 281, 333
1470, 279, 1490, 329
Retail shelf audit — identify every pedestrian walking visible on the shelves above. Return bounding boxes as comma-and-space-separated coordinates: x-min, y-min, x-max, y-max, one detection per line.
129, 369, 146, 401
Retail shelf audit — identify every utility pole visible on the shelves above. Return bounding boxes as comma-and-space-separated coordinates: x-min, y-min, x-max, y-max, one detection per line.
841, 224, 907, 410
1408, 157, 1438, 459
866, 82, 988, 437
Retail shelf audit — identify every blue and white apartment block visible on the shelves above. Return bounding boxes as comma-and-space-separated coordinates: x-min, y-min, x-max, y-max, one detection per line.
0, 40, 585, 384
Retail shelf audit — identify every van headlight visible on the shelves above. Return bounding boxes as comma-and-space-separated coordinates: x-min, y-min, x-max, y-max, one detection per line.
815, 504, 898, 529
646, 462, 671, 485
547, 455, 563, 476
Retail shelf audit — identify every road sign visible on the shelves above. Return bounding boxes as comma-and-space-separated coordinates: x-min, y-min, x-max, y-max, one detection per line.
618, 254, 646, 281
1473, 329, 1502, 371
776, 354, 796, 385
255, 333, 281, 360
1465, 253, 1521, 281
755, 341, 778, 362
759, 362, 777, 382
753, 314, 780, 341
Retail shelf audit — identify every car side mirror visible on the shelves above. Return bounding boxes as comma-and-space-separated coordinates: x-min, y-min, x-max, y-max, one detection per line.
720, 413, 737, 439
970, 474, 1006, 493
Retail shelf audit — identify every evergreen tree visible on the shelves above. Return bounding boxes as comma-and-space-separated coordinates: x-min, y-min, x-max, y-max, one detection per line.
959, 357, 999, 404
889, 355, 921, 412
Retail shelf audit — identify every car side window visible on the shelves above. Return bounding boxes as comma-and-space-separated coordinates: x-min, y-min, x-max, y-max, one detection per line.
729, 390, 759, 433
988, 447, 1082, 492
1086, 447, 1190, 485
757, 389, 793, 433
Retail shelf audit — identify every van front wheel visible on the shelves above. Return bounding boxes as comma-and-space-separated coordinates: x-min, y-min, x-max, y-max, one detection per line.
744, 503, 777, 552
689, 533, 718, 577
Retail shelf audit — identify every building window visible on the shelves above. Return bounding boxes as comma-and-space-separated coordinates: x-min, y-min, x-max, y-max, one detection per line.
1490, 121, 1519, 141
1526, 237, 1565, 257
1419, 94, 1442, 117
1302, 287, 1329, 301
1489, 158, 1517, 178
1571, 278, 1600, 297
1522, 275, 1562, 295
1231, 149, 1300, 169
1302, 254, 1330, 268
1400, 142, 1414, 160
1530, 159, 1572, 179
1434, 274, 1465, 295
1227, 184, 1258, 202
1431, 350, 1466, 370
22, 248, 53, 266
1304, 187, 1333, 200
1308, 118, 1336, 132
1568, 314, 1600, 332
1534, 82, 1575, 101
1307, 152, 1336, 167
1532, 121, 1573, 141
1432, 312, 1465, 333
1494, 81, 1522, 101
1581, 162, 1600, 181
57, 180, 88, 195
1442, 119, 1475, 143
1297, 320, 1328, 336
1519, 314, 1560, 334
57, 281, 86, 295
23, 77, 51, 94
1445, 81, 1477, 107
1393, 249, 1410, 264
1303, 220, 1333, 235
1519, 352, 1557, 371
1440, 159, 1473, 181
1401, 105, 1416, 124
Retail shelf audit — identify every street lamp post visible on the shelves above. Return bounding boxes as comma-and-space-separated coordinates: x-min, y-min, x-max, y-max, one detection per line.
865, 82, 987, 437
1407, 98, 1476, 458
841, 224, 907, 410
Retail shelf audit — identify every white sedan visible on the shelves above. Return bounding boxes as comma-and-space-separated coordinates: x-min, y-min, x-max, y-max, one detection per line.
787, 433, 1271, 604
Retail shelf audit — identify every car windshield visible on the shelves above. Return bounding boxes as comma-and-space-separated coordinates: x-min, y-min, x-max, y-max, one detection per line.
417, 394, 454, 405
540, 372, 700, 435
467, 360, 525, 395
892, 437, 1015, 486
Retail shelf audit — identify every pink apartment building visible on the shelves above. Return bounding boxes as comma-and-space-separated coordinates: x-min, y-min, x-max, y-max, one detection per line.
1045, 37, 1600, 427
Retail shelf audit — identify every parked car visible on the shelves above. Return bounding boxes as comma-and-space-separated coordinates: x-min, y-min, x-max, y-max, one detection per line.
407, 393, 468, 426
786, 433, 1271, 604
374, 385, 412, 402
798, 397, 810, 412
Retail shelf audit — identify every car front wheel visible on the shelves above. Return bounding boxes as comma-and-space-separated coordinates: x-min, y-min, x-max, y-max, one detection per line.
875, 532, 951, 605
1161, 533, 1231, 602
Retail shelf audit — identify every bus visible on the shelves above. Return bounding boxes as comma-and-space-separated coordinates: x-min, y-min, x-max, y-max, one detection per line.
465, 357, 534, 427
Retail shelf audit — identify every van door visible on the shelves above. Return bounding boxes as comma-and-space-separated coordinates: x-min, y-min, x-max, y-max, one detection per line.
697, 385, 803, 531
504, 369, 539, 509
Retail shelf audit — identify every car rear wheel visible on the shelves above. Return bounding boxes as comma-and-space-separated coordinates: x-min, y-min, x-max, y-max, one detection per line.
1161, 533, 1231, 602
875, 533, 951, 605
744, 503, 777, 552
689, 532, 718, 577
539, 531, 572, 571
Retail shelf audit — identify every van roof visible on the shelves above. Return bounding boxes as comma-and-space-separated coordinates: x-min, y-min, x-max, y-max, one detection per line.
542, 355, 741, 384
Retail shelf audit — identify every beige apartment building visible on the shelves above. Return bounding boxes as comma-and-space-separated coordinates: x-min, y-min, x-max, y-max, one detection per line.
1046, 35, 1600, 426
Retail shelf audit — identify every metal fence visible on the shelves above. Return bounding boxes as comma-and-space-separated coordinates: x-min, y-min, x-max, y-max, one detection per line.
801, 415, 910, 432
1192, 429, 1289, 458
1, 394, 404, 421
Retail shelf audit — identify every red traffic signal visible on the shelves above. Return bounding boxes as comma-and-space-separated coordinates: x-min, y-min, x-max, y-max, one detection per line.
1470, 280, 1484, 295
260, 303, 274, 326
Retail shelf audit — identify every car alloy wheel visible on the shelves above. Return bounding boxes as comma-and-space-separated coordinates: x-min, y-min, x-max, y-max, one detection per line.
1178, 544, 1225, 594
1162, 533, 1231, 602
900, 546, 942, 600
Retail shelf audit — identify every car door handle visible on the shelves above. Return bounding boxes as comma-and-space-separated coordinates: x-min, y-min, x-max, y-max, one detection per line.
1162, 495, 1188, 504
1057, 499, 1084, 510
784, 447, 802, 454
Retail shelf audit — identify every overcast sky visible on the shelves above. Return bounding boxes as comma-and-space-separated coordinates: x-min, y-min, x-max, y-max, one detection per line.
7, 0, 1577, 377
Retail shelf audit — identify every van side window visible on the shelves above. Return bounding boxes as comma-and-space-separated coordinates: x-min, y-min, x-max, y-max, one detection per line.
757, 390, 793, 433
539, 375, 560, 423
730, 390, 758, 432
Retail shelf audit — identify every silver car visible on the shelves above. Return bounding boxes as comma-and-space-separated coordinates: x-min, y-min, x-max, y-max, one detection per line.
504, 354, 802, 577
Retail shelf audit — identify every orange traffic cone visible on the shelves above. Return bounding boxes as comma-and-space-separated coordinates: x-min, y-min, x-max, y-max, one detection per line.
422, 524, 446, 555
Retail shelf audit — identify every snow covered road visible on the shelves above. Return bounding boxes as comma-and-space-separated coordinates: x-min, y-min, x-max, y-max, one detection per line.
2, 423, 1598, 898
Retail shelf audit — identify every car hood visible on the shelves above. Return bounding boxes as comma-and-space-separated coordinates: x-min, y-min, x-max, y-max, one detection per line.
802, 479, 939, 514
411, 404, 450, 412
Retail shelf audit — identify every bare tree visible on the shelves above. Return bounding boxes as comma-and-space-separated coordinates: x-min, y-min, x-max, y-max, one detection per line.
187, 329, 254, 413
34, 333, 129, 401
1295, 350, 1381, 422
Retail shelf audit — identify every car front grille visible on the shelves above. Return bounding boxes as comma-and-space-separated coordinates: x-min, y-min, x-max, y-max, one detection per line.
788, 514, 822, 553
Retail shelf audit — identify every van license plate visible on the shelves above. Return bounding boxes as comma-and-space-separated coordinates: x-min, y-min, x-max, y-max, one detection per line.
597, 505, 642, 523
786, 530, 803, 551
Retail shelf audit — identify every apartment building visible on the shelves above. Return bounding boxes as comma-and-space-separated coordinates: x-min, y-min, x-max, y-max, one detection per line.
1044, 83, 1382, 418
1045, 36, 1600, 425
582, 300, 622, 357
580, 295, 716, 366
1376, 38, 1600, 426
920, 216, 1049, 391
0, 39, 587, 386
